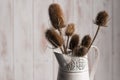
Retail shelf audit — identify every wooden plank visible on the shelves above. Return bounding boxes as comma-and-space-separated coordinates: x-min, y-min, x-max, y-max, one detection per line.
75, 0, 93, 37
13, 0, 33, 80
92, 0, 113, 80
33, 0, 53, 80
0, 0, 14, 80
113, 0, 120, 80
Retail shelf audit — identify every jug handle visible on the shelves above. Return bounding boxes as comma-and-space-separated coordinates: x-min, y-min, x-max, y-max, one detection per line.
90, 46, 100, 80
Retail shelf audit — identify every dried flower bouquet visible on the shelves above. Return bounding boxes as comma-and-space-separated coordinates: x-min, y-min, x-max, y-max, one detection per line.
45, 3, 109, 57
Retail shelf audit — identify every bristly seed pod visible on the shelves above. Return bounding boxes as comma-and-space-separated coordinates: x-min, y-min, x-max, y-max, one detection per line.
78, 46, 88, 57
74, 46, 88, 57
49, 3, 65, 29
69, 34, 79, 50
65, 23, 75, 36
73, 47, 79, 56
81, 35, 91, 48
95, 11, 109, 26
45, 29, 63, 48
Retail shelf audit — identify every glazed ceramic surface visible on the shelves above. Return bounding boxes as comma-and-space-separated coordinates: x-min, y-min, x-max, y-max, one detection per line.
54, 46, 99, 80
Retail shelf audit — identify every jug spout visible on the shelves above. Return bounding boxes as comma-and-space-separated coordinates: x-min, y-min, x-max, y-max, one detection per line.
54, 52, 71, 67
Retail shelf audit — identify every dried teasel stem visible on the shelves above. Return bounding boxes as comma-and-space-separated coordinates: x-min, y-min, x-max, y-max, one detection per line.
65, 23, 75, 49
58, 28, 62, 35
57, 27, 67, 54
60, 46, 64, 54
57, 11, 67, 54
63, 42, 67, 54
66, 36, 70, 49
88, 11, 109, 50
88, 26, 100, 50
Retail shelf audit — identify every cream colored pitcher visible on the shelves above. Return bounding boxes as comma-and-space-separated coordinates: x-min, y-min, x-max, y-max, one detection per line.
54, 46, 100, 80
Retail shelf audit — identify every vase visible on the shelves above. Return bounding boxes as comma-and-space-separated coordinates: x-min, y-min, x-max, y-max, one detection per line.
54, 46, 100, 80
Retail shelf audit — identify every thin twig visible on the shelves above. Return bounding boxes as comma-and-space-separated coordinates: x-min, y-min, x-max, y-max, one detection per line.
58, 19, 67, 54
60, 46, 64, 54
66, 36, 69, 49
88, 25, 100, 50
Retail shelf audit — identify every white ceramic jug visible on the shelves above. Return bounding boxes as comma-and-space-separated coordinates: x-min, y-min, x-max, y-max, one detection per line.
54, 46, 100, 80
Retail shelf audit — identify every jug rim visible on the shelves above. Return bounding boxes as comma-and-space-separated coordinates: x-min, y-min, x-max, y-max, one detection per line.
54, 51, 88, 59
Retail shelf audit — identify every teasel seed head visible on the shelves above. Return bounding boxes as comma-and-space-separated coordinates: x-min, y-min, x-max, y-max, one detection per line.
69, 34, 80, 50
95, 11, 109, 26
73, 47, 79, 56
81, 35, 92, 48
49, 3, 65, 29
65, 23, 75, 36
45, 29, 64, 48
74, 46, 88, 57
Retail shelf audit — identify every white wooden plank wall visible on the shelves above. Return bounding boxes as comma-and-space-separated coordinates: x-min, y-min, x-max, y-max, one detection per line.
33, 0, 53, 80
0, 0, 120, 80
92, 0, 113, 80
14, 0, 33, 80
113, 0, 120, 80
0, 0, 14, 80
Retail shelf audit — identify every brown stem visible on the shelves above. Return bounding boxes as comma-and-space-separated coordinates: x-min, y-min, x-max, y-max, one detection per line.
58, 28, 67, 54
49, 39, 64, 54
58, 28, 62, 35
66, 36, 70, 49
57, 19, 67, 54
63, 42, 67, 54
60, 46, 64, 54
58, 18, 62, 36
88, 25, 100, 50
